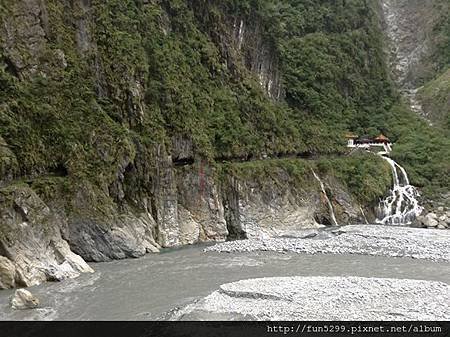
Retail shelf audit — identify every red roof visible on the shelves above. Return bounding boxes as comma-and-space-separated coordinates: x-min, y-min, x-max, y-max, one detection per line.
374, 134, 390, 142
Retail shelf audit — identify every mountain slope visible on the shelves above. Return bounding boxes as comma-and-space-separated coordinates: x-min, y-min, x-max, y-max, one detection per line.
0, 0, 448, 288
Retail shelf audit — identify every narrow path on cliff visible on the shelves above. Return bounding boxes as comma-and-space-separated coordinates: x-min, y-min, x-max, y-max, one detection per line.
173, 151, 344, 167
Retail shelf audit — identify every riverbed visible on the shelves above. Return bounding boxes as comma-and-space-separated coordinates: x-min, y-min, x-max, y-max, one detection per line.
0, 240, 448, 320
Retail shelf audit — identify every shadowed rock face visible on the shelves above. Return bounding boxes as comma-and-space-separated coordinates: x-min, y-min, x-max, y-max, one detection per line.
0, 257, 16, 289
229, 17, 283, 100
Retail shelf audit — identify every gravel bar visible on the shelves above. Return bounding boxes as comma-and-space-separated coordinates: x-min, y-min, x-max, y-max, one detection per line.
204, 225, 450, 262
177, 276, 450, 321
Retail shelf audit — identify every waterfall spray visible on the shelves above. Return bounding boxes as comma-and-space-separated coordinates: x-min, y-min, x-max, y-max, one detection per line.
376, 156, 423, 225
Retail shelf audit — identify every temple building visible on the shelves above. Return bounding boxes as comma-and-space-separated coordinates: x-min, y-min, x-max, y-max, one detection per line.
345, 133, 392, 153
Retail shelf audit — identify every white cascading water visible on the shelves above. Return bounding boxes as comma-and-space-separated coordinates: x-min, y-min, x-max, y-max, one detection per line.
312, 169, 338, 226
376, 156, 423, 225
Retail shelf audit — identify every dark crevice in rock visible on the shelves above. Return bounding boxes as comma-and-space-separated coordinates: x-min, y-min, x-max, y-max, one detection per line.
49, 163, 68, 177
172, 151, 319, 168
314, 214, 333, 227
0, 242, 12, 259
13, 202, 28, 222
3, 57, 20, 78
173, 157, 195, 167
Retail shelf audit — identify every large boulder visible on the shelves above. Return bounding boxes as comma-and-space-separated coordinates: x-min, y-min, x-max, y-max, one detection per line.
10, 289, 40, 310
0, 256, 16, 289
423, 213, 439, 228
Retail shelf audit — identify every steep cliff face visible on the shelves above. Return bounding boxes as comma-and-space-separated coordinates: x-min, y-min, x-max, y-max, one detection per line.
0, 185, 93, 288
0, 0, 433, 289
221, 161, 374, 240
378, 0, 449, 203
381, 0, 450, 126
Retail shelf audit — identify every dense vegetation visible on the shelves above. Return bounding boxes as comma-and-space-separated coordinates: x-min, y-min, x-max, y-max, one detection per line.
0, 0, 448, 204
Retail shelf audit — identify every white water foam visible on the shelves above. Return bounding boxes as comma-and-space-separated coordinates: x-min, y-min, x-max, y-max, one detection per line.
377, 156, 423, 225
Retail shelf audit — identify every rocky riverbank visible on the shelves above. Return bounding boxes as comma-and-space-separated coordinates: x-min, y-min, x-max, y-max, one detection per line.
416, 205, 450, 229
205, 225, 450, 262
174, 276, 450, 320
0, 158, 383, 290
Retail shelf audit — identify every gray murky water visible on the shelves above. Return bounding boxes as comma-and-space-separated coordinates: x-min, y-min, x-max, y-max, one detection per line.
0, 244, 449, 321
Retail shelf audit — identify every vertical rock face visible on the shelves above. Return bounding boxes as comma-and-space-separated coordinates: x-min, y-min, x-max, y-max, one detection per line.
222, 169, 368, 240
0, 256, 16, 289
381, 0, 436, 88
199, 4, 284, 101
176, 164, 228, 244
0, 185, 94, 289
154, 159, 228, 247
223, 177, 319, 239
229, 17, 283, 100
74, 0, 93, 54
1, 0, 46, 76
380, 0, 447, 121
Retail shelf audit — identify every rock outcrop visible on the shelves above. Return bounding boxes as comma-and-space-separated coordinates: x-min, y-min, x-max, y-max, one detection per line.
222, 168, 369, 240
0, 185, 93, 289
1, 0, 54, 79
0, 256, 16, 289
381, 0, 449, 124
416, 208, 450, 230
10, 289, 39, 310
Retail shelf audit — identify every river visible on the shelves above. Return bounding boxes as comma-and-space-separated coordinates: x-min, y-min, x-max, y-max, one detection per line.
0, 242, 448, 321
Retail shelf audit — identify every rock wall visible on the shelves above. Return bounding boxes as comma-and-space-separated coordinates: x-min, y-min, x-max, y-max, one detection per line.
0, 156, 375, 289
0, 185, 93, 289
0, 0, 389, 290
189, 0, 283, 100
380, 0, 449, 122
1, 0, 49, 79
229, 16, 283, 100
381, 0, 438, 89
222, 168, 369, 240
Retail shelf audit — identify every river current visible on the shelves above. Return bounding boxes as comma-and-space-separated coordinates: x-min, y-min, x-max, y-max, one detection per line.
0, 242, 448, 321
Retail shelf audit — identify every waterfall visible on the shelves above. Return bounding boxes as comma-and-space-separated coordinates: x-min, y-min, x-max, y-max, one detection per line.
376, 156, 423, 225
312, 169, 338, 226
238, 20, 245, 50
